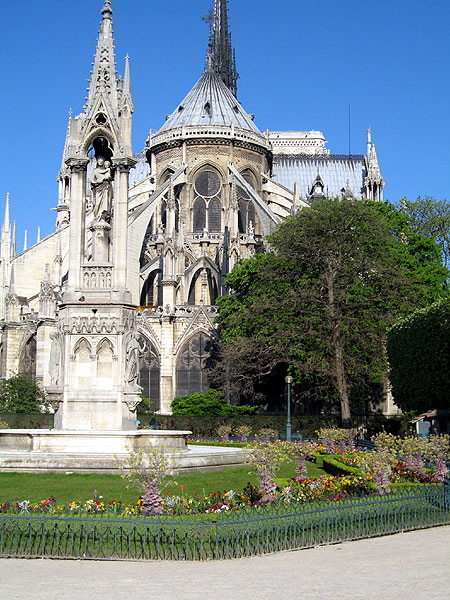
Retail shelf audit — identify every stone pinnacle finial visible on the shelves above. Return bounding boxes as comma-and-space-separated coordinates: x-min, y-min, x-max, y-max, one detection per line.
3, 192, 10, 229
102, 0, 113, 18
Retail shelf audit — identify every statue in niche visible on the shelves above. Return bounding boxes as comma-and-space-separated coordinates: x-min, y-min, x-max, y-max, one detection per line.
124, 332, 143, 390
90, 157, 113, 222
49, 332, 63, 386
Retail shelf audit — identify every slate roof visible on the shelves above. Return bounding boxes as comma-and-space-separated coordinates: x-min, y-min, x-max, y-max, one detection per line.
273, 154, 366, 199
157, 70, 261, 135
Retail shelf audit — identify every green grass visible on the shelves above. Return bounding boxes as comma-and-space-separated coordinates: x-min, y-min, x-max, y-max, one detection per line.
0, 460, 326, 505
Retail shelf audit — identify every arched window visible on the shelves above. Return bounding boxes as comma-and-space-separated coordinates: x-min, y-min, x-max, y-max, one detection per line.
193, 168, 222, 232
138, 335, 160, 410
209, 198, 221, 232
176, 333, 212, 396
238, 198, 247, 233
238, 170, 258, 233
193, 198, 206, 232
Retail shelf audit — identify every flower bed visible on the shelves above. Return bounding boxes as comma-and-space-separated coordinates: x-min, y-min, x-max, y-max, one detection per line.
0, 472, 377, 517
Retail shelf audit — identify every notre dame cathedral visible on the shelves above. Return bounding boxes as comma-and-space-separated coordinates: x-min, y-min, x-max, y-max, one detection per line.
0, 1, 384, 425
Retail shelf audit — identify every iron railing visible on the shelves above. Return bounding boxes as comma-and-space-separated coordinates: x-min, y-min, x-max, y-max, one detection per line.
0, 483, 448, 561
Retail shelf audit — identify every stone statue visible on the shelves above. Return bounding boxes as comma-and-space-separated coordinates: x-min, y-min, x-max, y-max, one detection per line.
90, 158, 113, 222
49, 332, 63, 386
124, 332, 142, 389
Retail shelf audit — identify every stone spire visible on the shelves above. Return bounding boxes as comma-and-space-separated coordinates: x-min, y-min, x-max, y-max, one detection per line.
206, 0, 238, 96
364, 127, 384, 202
1, 192, 11, 290
11, 221, 16, 257
2, 192, 10, 233
120, 54, 134, 112
85, 0, 118, 113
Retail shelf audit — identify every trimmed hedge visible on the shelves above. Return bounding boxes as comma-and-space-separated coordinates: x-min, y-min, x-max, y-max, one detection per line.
0, 413, 54, 429
320, 455, 367, 478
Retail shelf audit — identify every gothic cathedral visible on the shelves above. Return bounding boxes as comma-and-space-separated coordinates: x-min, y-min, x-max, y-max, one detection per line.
0, 1, 384, 423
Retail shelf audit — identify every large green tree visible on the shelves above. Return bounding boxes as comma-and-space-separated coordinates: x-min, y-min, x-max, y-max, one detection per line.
402, 196, 450, 270
215, 199, 448, 425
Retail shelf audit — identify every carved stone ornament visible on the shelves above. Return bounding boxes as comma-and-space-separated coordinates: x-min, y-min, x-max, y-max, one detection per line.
45, 389, 63, 411
123, 394, 142, 412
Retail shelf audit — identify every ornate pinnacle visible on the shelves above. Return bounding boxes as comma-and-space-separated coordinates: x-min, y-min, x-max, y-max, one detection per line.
102, 0, 113, 18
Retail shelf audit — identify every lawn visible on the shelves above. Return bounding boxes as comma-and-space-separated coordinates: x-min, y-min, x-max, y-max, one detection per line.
0, 460, 326, 504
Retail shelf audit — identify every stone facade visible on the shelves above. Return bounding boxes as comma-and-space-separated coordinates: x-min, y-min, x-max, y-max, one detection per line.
0, 0, 387, 424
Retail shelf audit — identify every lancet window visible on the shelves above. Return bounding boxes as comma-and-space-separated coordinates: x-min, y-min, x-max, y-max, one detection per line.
138, 335, 160, 410
176, 333, 212, 396
237, 170, 257, 234
193, 168, 222, 233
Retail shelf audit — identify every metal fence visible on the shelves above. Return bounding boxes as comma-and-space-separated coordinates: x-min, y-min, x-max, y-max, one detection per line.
1, 482, 449, 561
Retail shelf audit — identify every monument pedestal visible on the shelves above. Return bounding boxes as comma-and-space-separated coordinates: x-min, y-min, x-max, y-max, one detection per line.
0, 428, 193, 473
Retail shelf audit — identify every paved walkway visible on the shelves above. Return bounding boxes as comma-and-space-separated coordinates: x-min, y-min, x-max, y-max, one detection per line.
1, 526, 449, 600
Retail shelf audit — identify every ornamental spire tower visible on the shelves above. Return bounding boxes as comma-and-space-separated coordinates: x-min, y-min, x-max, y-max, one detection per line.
50, 0, 141, 432
85, 0, 118, 113
206, 0, 238, 96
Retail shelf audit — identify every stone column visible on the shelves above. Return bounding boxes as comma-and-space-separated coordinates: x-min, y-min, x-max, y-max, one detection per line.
66, 158, 89, 291
112, 157, 136, 291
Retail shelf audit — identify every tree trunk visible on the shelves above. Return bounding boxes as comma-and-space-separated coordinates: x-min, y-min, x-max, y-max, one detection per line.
326, 270, 352, 427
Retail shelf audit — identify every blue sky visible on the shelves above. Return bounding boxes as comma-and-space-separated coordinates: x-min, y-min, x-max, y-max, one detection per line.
0, 0, 449, 246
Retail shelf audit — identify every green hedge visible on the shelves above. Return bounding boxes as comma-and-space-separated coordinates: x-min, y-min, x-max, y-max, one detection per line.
320, 455, 367, 478
138, 414, 340, 438
0, 413, 54, 429
137, 413, 409, 439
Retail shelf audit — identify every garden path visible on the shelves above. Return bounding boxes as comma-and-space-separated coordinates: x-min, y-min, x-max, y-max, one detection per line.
1, 525, 449, 599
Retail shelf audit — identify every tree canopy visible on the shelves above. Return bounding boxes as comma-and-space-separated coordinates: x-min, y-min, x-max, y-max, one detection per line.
388, 298, 450, 413
0, 374, 49, 413
402, 196, 450, 270
215, 198, 448, 425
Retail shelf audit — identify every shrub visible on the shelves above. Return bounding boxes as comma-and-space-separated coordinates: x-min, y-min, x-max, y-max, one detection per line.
0, 375, 49, 413
171, 390, 258, 416
120, 447, 178, 515
321, 456, 367, 478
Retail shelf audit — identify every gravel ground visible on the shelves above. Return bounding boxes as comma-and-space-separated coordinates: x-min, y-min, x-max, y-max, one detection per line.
1, 526, 449, 600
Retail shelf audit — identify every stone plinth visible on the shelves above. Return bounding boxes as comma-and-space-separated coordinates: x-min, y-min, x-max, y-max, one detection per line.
0, 433, 250, 474
0, 429, 191, 454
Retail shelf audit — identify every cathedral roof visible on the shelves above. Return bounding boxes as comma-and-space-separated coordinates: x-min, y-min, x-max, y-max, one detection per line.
157, 69, 261, 135
273, 154, 366, 200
